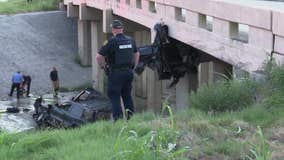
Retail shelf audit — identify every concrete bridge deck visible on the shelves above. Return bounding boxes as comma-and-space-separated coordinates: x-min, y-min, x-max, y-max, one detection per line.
61, 0, 284, 110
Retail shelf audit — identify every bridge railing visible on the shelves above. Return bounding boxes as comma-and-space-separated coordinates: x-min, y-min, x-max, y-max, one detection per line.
67, 0, 284, 70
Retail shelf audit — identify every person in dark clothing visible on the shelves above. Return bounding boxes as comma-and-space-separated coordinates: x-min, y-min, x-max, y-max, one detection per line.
21, 75, 32, 97
50, 67, 59, 97
9, 71, 23, 99
96, 20, 140, 121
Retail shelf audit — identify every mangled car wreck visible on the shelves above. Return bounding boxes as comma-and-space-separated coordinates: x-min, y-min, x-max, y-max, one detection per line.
33, 89, 112, 128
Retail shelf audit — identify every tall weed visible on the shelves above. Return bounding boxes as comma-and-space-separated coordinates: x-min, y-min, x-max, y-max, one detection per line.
247, 126, 271, 160
113, 103, 189, 160
113, 125, 187, 160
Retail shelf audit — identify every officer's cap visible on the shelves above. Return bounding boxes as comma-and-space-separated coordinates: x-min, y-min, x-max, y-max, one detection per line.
110, 20, 123, 29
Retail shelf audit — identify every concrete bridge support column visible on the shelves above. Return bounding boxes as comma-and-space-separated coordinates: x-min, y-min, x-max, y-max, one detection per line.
176, 73, 198, 109
59, 2, 66, 11
78, 20, 92, 66
146, 29, 162, 112
198, 61, 232, 87
67, 3, 78, 18
91, 21, 106, 93
147, 69, 162, 112
133, 30, 150, 112
78, 3, 102, 67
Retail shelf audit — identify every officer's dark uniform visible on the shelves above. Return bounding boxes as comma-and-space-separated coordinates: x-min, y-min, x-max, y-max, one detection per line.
99, 31, 137, 120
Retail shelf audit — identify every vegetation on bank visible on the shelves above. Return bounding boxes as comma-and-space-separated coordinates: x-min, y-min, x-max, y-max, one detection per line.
0, 0, 61, 14
0, 62, 284, 160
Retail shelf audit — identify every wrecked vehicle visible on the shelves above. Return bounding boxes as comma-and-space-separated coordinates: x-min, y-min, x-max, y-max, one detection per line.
33, 89, 112, 128
135, 23, 200, 87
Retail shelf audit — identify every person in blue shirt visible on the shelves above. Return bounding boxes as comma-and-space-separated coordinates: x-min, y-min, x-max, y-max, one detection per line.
9, 71, 23, 99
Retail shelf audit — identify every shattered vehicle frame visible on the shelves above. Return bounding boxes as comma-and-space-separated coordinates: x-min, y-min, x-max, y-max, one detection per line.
135, 23, 201, 87
33, 89, 112, 128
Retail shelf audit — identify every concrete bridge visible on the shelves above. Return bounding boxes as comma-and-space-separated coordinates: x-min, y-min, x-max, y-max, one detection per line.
60, 0, 284, 111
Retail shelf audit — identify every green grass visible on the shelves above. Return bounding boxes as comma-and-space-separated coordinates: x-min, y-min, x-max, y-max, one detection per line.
0, 114, 188, 160
0, 0, 61, 14
0, 104, 283, 160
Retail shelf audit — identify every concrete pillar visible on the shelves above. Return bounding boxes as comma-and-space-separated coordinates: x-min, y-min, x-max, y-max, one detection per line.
146, 29, 162, 112
176, 73, 198, 109
133, 30, 150, 112
91, 21, 106, 93
198, 61, 232, 87
103, 9, 113, 33
78, 20, 92, 66
58, 2, 66, 11
198, 62, 214, 87
67, 3, 79, 18
176, 74, 189, 110
146, 69, 162, 112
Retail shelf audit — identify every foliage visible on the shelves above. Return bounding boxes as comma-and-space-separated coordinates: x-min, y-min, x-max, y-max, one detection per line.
113, 103, 189, 160
247, 126, 272, 160
0, 0, 61, 14
113, 126, 188, 160
189, 79, 257, 112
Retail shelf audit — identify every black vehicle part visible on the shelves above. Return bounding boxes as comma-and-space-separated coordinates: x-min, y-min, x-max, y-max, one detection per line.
135, 23, 200, 87
6, 107, 20, 113
33, 89, 112, 128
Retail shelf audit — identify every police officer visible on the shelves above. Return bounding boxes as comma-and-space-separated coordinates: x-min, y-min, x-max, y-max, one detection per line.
9, 71, 23, 99
96, 20, 140, 121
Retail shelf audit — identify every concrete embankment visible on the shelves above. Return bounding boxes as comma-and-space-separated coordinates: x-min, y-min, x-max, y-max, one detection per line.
0, 11, 91, 100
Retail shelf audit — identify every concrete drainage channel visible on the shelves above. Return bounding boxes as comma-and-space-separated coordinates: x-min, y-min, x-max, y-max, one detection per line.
0, 93, 70, 133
